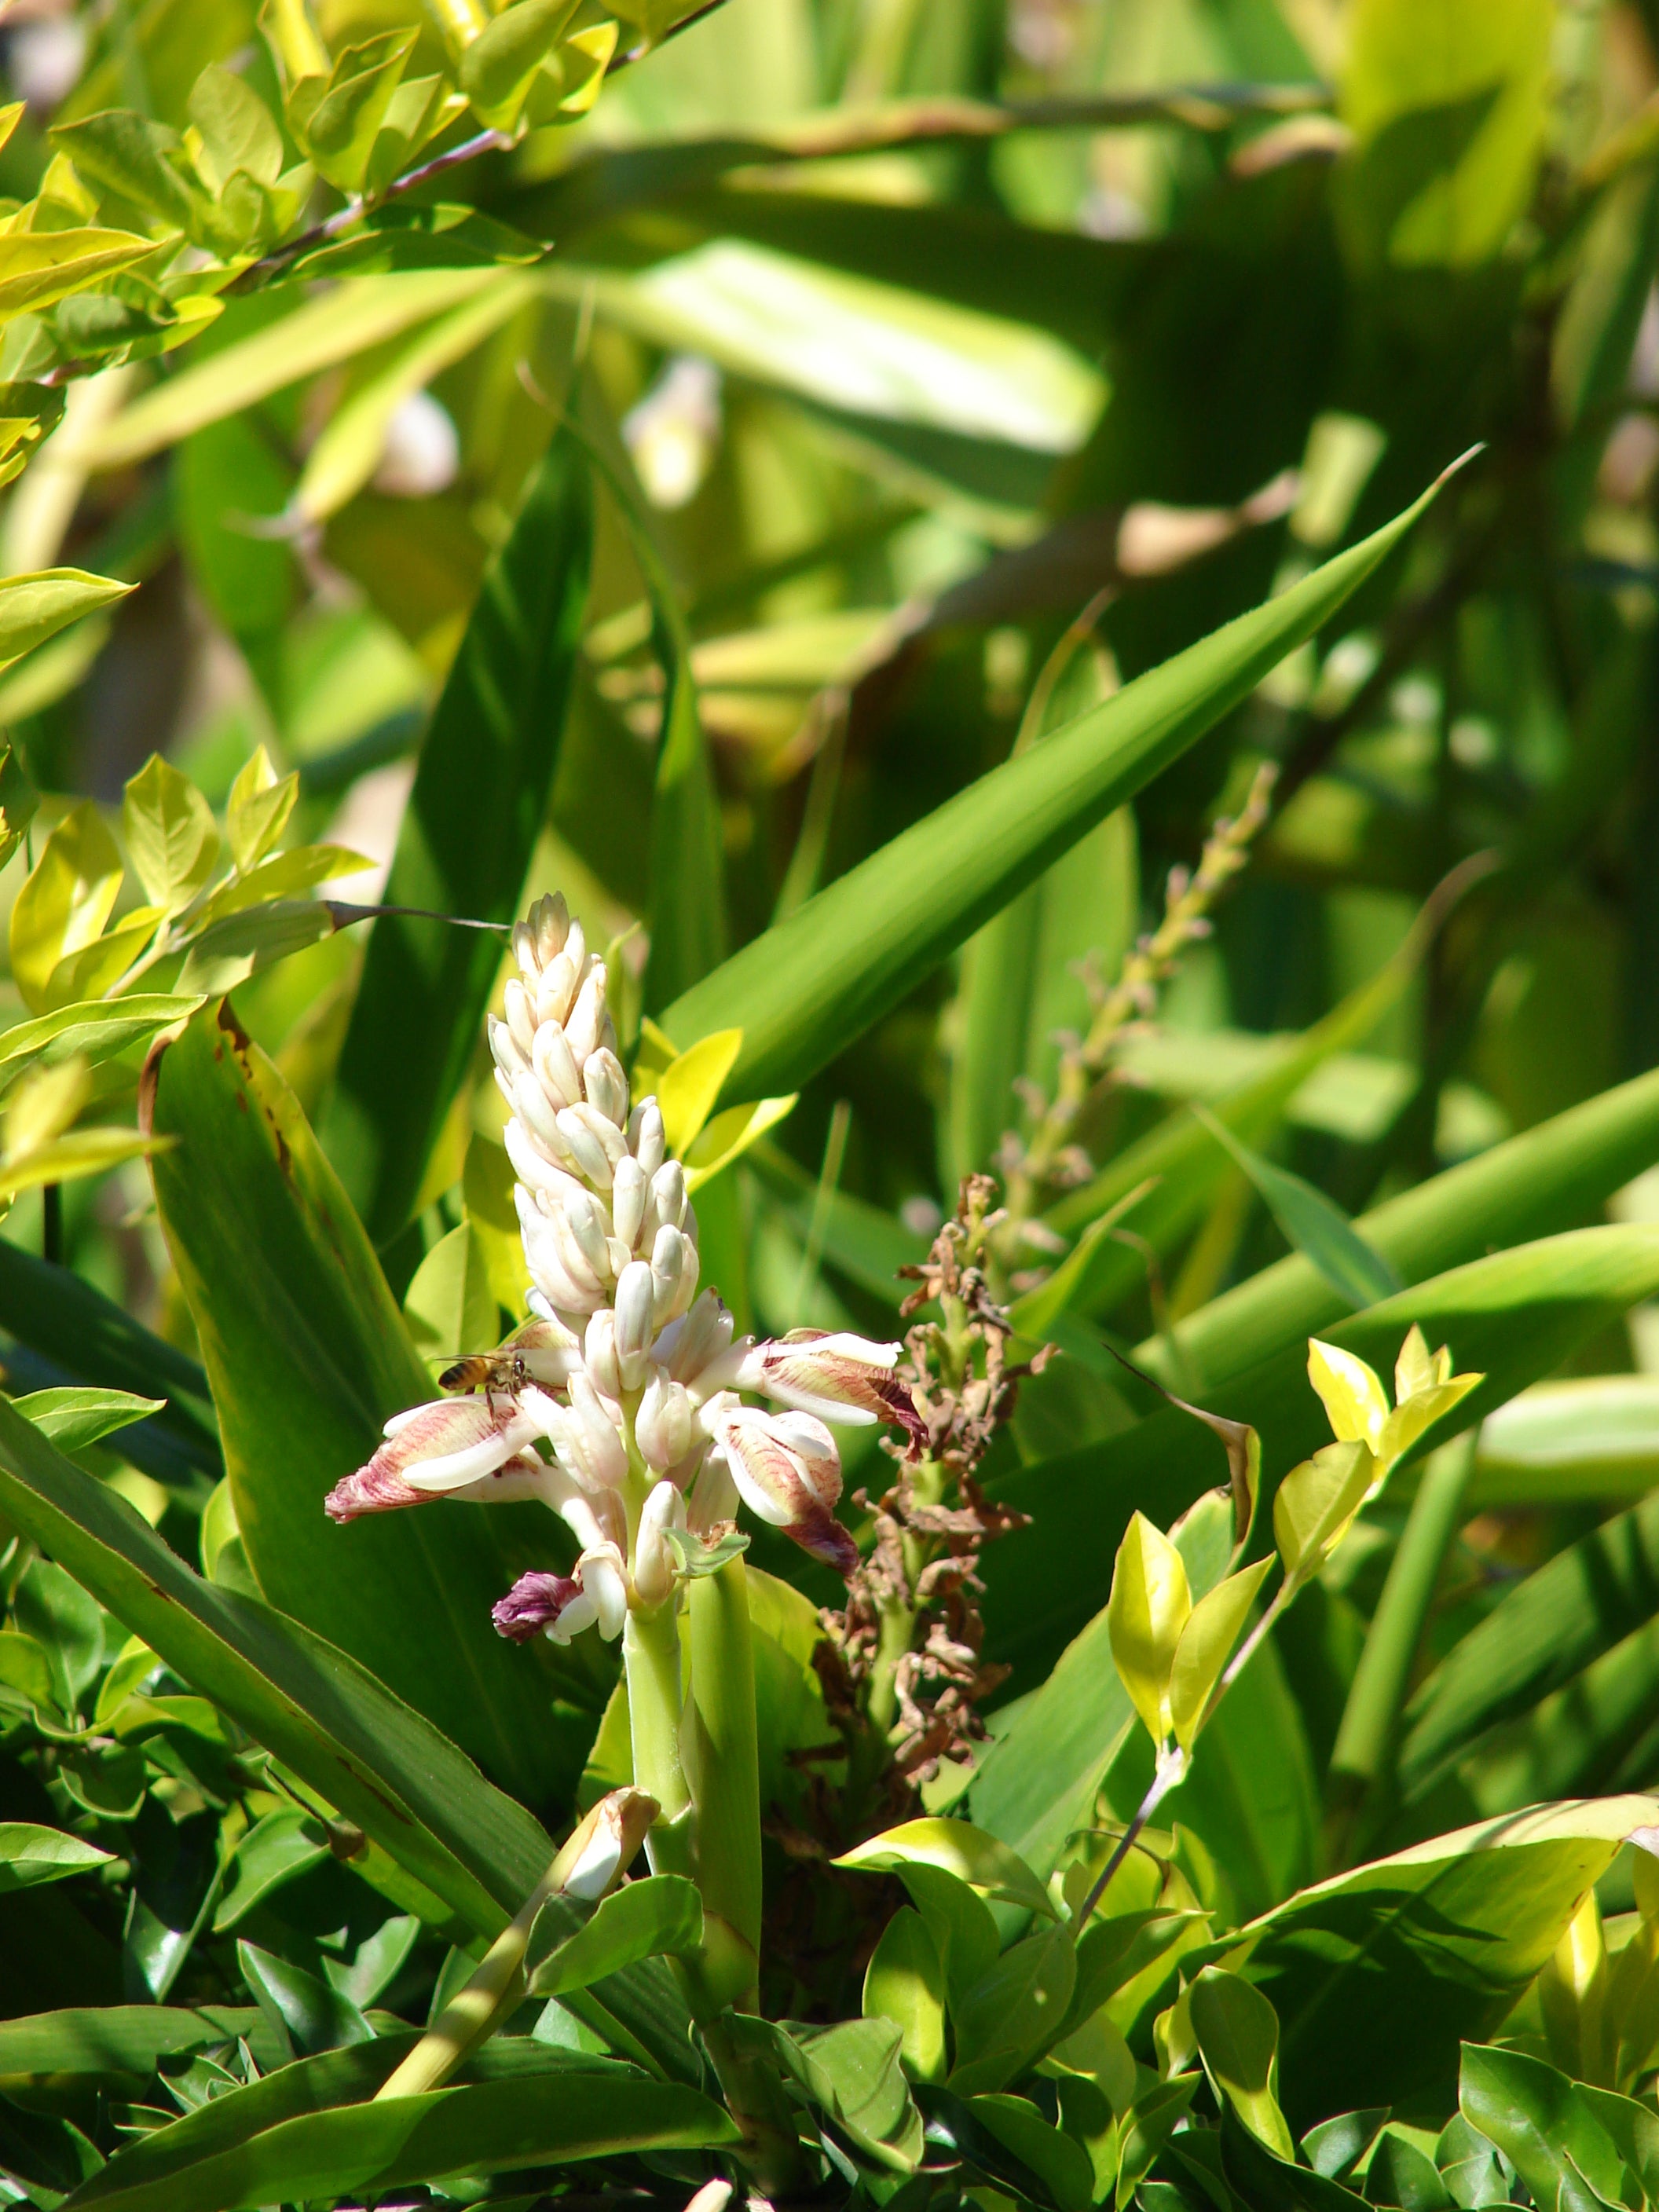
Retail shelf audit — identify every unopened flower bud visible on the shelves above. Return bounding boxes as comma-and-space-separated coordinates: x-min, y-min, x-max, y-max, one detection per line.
503, 978, 537, 1058
492, 1569, 596, 1645
613, 1259, 656, 1389
657, 1289, 738, 1392
537, 950, 579, 1027
584, 1047, 629, 1129
533, 1022, 582, 1110
505, 1118, 574, 1201
518, 1203, 604, 1317
554, 1785, 657, 1900
565, 965, 608, 1065
584, 1308, 622, 1400
569, 1371, 628, 1489
511, 918, 540, 980
636, 1373, 694, 1471
650, 1224, 698, 1327
611, 1155, 646, 1251
488, 1015, 529, 1082
559, 1184, 614, 1284
532, 891, 570, 967
630, 1097, 665, 1177
646, 1160, 687, 1238
513, 1069, 566, 1156
633, 1478, 686, 1606
555, 1105, 615, 1188
578, 1540, 629, 1639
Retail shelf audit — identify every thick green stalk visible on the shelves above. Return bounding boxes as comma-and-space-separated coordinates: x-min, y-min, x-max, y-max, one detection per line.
1327, 1433, 1475, 1859
623, 1601, 691, 1875
685, 1558, 763, 2006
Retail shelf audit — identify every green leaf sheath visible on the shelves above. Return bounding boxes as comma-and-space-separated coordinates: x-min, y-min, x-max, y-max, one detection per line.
322, 426, 592, 1242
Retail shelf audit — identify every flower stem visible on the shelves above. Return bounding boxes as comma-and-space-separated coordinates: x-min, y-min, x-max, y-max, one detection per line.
1077, 1744, 1189, 1926
684, 1559, 763, 2012
623, 1602, 690, 1875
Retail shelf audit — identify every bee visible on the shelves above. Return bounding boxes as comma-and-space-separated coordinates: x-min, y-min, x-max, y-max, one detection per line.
439, 1350, 530, 1407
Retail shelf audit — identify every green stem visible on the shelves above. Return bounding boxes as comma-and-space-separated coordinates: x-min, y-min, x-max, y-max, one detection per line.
685, 1559, 762, 2009
623, 1601, 690, 1872
1327, 1433, 1475, 1859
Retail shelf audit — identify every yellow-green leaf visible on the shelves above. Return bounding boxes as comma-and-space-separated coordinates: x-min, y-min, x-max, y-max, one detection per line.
121, 755, 220, 914
0, 229, 158, 323
226, 746, 298, 871
197, 844, 372, 925
864, 1907, 947, 2084
42, 906, 164, 1009
683, 1093, 797, 1194
460, 0, 577, 129
1188, 1967, 1295, 2160
1306, 1338, 1390, 1451
9, 800, 123, 1013
0, 568, 131, 671
1272, 1438, 1376, 1585
0, 1125, 164, 1203
1107, 1511, 1191, 1745
651, 1026, 744, 1156
835, 1818, 1057, 1919
1167, 1555, 1275, 1750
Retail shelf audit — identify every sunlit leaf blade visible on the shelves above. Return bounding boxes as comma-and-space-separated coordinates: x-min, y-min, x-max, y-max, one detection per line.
145, 1003, 588, 1804
0, 1397, 552, 1943
656, 463, 1465, 1107
323, 423, 592, 1240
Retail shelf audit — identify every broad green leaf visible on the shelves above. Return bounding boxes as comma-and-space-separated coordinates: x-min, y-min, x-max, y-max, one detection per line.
212, 1808, 330, 1932
120, 756, 219, 914
298, 30, 418, 192
1108, 1512, 1192, 1745
147, 1005, 584, 1804
61, 2064, 737, 2212
1470, 1376, 1659, 1506
460, 0, 577, 128
1188, 1966, 1295, 2159
14, 1386, 165, 1455
968, 2093, 1097, 2212
682, 1093, 797, 1192
864, 1907, 947, 2083
526, 1873, 704, 1996
1364, 2128, 1453, 2211
196, 844, 372, 923
0, 2005, 279, 2082
1196, 1107, 1402, 1309
189, 63, 283, 189
0, 1394, 552, 1946
657, 464, 1463, 1108
0, 229, 158, 321
237, 1938, 372, 2056
294, 271, 539, 524
86, 271, 511, 468
42, 903, 165, 1008
323, 426, 592, 1240
646, 1025, 744, 1155
1117, 2075, 1200, 2210
1168, 1557, 1275, 1749
900, 1862, 1001, 2017
1214, 1794, 1659, 2129
0, 994, 202, 1097
948, 1925, 1078, 2097
403, 1221, 500, 1379
1458, 2045, 1630, 2212
9, 800, 123, 1013
836, 1817, 1057, 1919
225, 747, 296, 872
0, 567, 131, 668
0, 1822, 114, 1894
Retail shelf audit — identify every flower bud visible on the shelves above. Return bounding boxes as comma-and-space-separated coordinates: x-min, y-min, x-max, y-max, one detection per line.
562, 917, 587, 977
579, 1540, 629, 1639
554, 1784, 657, 1900
504, 1117, 576, 1202
633, 1478, 686, 1606
533, 1022, 582, 1111
532, 891, 570, 967
492, 1568, 596, 1644
559, 1184, 614, 1284
513, 1068, 567, 1157
519, 1209, 605, 1317
636, 1373, 694, 1472
583, 1308, 622, 1401
630, 1097, 665, 1178
611, 1155, 646, 1251
488, 1015, 529, 1083
503, 978, 537, 1058
511, 917, 540, 980
583, 1046, 629, 1129
656, 1289, 738, 1392
565, 964, 608, 1066
569, 1371, 628, 1489
650, 1224, 698, 1327
555, 1104, 615, 1188
537, 950, 579, 1028
613, 1260, 656, 1390
646, 1159, 687, 1239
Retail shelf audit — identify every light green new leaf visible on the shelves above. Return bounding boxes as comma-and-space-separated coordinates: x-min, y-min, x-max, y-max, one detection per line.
0, 229, 159, 321
189, 64, 283, 190
8, 798, 122, 1013
460, 0, 577, 128
836, 1817, 1057, 1920
293, 29, 419, 192
865, 1908, 947, 2084
196, 844, 372, 923
0, 1822, 114, 1894
0, 994, 201, 1098
1108, 1511, 1192, 1745
1195, 1105, 1401, 1309
0, 1395, 553, 1944
1214, 1794, 1659, 2129
121, 756, 220, 914
1272, 1440, 1376, 1585
14, 1386, 164, 1455
225, 746, 297, 872
0, 567, 131, 668
176, 899, 337, 994
526, 1873, 704, 1997
1168, 1556, 1275, 1749
1188, 1966, 1295, 2160
646, 1024, 743, 1155
403, 1221, 500, 1379
682, 1093, 797, 1193
656, 462, 1467, 1108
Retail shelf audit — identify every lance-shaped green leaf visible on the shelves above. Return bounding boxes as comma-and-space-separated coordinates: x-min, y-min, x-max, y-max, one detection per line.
9, 800, 123, 1013
0, 2006, 278, 2083
60, 2065, 737, 2212
1192, 1104, 1401, 1309
1188, 1967, 1295, 2160
0, 567, 132, 667
121, 756, 219, 914
836, 1817, 1057, 1919
526, 1873, 704, 1997
948, 1924, 1078, 2097
0, 1395, 553, 1943
0, 995, 202, 1100
1272, 1440, 1377, 1587
1207, 1794, 1659, 2130
460, 0, 578, 130
1167, 1556, 1276, 1749
323, 425, 591, 1240
864, 1909, 947, 2083
0, 1823, 114, 1894
654, 460, 1469, 1107
15, 1388, 163, 1456
146, 1003, 584, 1805
0, 229, 159, 320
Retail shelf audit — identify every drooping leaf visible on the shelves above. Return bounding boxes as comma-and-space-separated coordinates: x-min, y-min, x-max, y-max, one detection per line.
0, 1823, 115, 1895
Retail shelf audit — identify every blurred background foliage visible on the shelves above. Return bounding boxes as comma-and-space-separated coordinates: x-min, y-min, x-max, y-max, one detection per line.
5, 0, 1659, 2129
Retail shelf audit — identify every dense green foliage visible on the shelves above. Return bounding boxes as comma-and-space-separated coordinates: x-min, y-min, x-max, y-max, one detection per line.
5, 0, 1659, 2206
